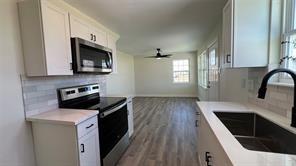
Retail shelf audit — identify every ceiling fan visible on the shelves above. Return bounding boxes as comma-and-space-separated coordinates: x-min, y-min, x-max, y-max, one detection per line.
145, 48, 172, 59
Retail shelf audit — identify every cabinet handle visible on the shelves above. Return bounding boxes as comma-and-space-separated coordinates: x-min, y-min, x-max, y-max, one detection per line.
69, 63, 73, 70
195, 120, 199, 127
205, 152, 212, 166
81, 144, 85, 153
94, 35, 96, 42
226, 54, 231, 63
91, 34, 94, 41
86, 124, 94, 129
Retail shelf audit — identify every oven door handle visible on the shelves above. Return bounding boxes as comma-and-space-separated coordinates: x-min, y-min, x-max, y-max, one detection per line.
100, 101, 127, 118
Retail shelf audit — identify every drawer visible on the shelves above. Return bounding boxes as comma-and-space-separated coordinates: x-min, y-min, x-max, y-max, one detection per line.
77, 116, 98, 138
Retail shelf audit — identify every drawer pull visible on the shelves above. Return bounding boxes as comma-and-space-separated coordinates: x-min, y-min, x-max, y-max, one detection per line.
226, 54, 231, 63
205, 152, 212, 166
86, 124, 94, 129
81, 144, 85, 153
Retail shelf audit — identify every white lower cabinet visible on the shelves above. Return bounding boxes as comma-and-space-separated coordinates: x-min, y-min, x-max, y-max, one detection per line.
197, 112, 232, 166
32, 116, 100, 166
127, 97, 134, 137
79, 129, 100, 166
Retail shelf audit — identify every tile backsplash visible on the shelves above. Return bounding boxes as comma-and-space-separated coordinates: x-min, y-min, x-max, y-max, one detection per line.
248, 68, 293, 118
21, 74, 106, 117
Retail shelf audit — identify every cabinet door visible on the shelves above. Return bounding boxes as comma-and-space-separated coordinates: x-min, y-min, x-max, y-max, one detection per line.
107, 34, 118, 73
93, 27, 108, 47
222, 0, 233, 68
69, 15, 93, 42
41, 0, 73, 75
232, 0, 269, 67
127, 97, 134, 137
78, 129, 101, 166
198, 114, 232, 166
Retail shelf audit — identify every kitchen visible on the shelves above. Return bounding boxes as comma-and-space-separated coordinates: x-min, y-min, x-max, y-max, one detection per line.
1, 0, 296, 166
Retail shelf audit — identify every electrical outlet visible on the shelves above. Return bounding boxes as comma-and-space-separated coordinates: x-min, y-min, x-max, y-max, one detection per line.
241, 79, 247, 89
248, 80, 254, 91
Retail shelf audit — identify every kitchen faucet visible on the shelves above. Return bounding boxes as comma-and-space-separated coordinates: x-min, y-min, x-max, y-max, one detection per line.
258, 68, 296, 127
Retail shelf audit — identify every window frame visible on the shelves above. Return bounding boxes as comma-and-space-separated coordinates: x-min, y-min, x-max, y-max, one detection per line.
198, 50, 209, 89
280, 0, 296, 83
172, 59, 190, 84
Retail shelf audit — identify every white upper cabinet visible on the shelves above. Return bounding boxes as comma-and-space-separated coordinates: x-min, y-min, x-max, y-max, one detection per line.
69, 14, 118, 73
69, 14, 108, 47
222, 0, 233, 68
93, 27, 108, 47
222, 0, 270, 68
18, 0, 73, 76
19, 0, 119, 76
70, 15, 93, 42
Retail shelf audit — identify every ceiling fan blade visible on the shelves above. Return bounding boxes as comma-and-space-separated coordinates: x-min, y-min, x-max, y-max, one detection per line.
144, 56, 157, 58
162, 54, 172, 57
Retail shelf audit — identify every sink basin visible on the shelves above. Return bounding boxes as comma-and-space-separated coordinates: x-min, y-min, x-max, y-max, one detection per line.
214, 112, 296, 155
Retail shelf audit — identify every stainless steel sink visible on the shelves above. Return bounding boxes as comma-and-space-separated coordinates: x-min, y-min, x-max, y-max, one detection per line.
214, 112, 296, 155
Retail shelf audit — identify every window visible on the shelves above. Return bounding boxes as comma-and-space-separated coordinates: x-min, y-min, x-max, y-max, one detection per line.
281, 0, 296, 81
173, 59, 189, 83
208, 48, 218, 82
198, 51, 208, 88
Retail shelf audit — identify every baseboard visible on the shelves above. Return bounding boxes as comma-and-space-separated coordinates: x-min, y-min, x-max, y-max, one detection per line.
135, 94, 198, 98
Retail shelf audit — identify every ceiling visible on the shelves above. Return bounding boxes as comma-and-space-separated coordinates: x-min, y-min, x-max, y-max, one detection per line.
64, 0, 227, 56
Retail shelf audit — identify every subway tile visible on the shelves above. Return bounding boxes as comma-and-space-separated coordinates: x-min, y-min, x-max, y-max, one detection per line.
47, 99, 58, 106
21, 75, 106, 117
269, 91, 288, 101
26, 109, 40, 117
278, 86, 293, 94
36, 84, 55, 91
267, 103, 287, 117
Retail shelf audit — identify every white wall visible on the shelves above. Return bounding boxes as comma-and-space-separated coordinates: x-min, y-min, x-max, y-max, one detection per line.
197, 21, 222, 101
106, 51, 135, 97
134, 52, 198, 97
197, 21, 249, 102
0, 0, 36, 165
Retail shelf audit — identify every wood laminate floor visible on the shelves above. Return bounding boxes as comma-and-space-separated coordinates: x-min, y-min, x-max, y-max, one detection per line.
117, 97, 199, 166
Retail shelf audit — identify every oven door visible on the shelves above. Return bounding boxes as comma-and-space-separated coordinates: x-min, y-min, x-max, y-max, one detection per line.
71, 37, 113, 73
98, 101, 128, 159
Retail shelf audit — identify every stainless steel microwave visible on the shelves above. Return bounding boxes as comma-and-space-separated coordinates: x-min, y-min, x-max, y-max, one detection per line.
71, 37, 113, 74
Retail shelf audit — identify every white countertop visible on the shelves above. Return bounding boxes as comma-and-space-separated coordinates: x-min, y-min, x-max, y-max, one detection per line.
197, 102, 296, 166
26, 109, 98, 125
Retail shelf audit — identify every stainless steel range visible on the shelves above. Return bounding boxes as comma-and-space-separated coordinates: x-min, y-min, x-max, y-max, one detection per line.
58, 84, 129, 166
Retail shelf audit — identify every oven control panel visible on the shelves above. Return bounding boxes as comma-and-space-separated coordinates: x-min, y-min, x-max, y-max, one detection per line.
59, 84, 100, 101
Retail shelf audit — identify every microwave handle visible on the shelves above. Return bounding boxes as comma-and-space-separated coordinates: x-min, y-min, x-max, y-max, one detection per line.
107, 52, 113, 68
